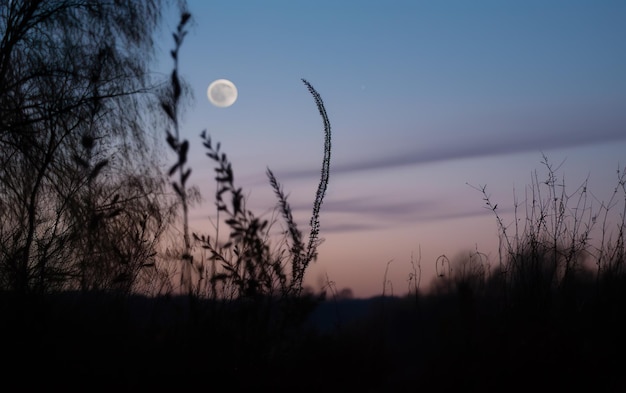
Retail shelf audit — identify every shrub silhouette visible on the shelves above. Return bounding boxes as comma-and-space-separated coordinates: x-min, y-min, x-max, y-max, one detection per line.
469, 154, 626, 309
159, 14, 331, 305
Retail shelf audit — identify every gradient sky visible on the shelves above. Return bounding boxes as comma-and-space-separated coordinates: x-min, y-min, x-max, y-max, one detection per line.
154, 0, 626, 298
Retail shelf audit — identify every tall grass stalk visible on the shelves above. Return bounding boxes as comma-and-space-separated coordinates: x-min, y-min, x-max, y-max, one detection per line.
407, 248, 422, 302
160, 12, 194, 294
192, 79, 332, 302
469, 154, 626, 308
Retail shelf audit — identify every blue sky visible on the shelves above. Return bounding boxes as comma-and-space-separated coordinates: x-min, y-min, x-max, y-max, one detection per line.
155, 1, 626, 298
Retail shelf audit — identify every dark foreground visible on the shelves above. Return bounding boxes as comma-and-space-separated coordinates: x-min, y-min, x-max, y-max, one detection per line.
2, 285, 626, 392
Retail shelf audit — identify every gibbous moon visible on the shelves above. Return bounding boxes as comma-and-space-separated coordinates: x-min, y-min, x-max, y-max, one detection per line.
207, 79, 238, 108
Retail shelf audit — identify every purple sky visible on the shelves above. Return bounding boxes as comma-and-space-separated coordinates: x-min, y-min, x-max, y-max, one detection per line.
155, 0, 626, 298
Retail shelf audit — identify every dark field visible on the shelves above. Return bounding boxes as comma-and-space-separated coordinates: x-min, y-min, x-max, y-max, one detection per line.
3, 281, 626, 392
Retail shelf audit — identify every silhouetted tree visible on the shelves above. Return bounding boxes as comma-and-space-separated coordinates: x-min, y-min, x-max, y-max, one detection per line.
0, 0, 181, 294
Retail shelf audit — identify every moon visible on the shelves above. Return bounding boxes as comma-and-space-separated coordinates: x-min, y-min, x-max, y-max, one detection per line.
207, 79, 238, 108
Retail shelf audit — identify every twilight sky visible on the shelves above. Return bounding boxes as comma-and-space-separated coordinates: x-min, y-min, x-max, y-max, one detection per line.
155, 0, 626, 298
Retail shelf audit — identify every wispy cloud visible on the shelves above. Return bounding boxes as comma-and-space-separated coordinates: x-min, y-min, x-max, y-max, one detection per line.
302, 197, 437, 218
286, 196, 512, 234
188, 193, 514, 235
273, 123, 626, 181
316, 222, 383, 234
196, 118, 624, 235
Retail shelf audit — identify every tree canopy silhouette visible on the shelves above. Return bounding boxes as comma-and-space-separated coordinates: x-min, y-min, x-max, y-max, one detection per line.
0, 0, 180, 294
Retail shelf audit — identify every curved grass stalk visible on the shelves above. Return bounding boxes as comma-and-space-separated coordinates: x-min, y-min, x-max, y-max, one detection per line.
268, 79, 332, 296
